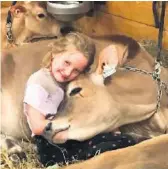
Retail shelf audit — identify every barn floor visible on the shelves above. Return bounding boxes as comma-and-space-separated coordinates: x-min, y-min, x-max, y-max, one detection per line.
1, 40, 168, 169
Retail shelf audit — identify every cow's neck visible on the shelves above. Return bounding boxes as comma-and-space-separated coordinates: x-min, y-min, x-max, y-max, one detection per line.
106, 51, 157, 105
120, 109, 168, 139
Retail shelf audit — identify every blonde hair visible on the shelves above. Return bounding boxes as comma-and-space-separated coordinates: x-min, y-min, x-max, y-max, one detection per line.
41, 32, 95, 71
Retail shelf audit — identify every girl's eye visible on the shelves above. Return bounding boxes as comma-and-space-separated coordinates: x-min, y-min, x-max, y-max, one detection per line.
64, 61, 70, 66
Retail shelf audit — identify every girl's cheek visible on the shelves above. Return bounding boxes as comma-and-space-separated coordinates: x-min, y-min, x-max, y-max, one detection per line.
72, 73, 80, 79
53, 60, 62, 69
54, 64, 62, 70
59, 63, 65, 70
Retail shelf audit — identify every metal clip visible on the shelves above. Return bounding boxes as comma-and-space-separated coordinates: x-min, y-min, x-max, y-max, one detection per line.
154, 61, 161, 75
152, 60, 161, 81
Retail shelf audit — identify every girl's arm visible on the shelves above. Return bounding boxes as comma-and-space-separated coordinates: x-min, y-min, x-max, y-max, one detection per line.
24, 84, 64, 136
26, 104, 50, 135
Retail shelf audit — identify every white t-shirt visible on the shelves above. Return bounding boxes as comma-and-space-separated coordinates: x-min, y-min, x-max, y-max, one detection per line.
23, 68, 64, 134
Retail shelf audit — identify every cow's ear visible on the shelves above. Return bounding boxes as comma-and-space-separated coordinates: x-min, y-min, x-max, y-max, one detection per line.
95, 45, 119, 75
10, 5, 27, 18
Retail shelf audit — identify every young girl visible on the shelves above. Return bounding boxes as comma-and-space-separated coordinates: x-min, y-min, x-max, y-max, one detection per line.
23, 33, 136, 167
23, 32, 95, 137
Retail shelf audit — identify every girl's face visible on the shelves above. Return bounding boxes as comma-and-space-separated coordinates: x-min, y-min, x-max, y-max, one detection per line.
51, 50, 88, 82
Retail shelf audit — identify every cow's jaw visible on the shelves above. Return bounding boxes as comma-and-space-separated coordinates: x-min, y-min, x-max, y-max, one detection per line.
52, 129, 69, 144
52, 76, 122, 143
52, 111, 121, 143
67, 124, 119, 141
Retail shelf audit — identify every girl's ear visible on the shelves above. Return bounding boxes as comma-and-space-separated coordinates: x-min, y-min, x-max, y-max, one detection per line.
10, 5, 27, 18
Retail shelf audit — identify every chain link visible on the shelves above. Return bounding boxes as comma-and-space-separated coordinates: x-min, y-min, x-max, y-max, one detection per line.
155, 80, 162, 113
162, 81, 168, 96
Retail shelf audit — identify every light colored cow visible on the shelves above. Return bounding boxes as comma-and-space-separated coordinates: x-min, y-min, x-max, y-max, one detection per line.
61, 134, 168, 169
48, 35, 168, 144
1, 2, 63, 49
1, 35, 168, 162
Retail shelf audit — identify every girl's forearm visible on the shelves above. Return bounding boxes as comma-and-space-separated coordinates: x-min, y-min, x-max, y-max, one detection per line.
26, 105, 51, 135
31, 119, 50, 135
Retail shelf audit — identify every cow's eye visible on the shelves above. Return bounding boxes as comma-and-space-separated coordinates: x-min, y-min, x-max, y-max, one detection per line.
37, 13, 46, 19
69, 87, 82, 96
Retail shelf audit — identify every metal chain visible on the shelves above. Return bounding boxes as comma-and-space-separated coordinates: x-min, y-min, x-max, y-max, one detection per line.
6, 1, 17, 43
6, 22, 14, 42
155, 80, 162, 113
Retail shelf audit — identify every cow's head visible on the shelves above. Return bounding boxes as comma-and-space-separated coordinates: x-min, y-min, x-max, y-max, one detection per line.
45, 73, 120, 144
2, 2, 73, 48
44, 41, 132, 144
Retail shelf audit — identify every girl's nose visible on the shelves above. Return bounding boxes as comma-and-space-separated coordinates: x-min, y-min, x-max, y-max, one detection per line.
64, 67, 73, 76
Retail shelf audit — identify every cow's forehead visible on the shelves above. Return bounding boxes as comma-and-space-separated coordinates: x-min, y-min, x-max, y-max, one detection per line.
67, 74, 89, 90
66, 73, 102, 98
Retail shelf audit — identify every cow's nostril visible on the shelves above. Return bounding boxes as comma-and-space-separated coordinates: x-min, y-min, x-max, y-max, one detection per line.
60, 26, 75, 35
69, 87, 82, 96
37, 13, 46, 19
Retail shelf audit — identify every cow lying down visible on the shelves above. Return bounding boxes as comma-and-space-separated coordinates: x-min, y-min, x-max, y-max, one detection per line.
1, 34, 168, 165
1, 1, 66, 49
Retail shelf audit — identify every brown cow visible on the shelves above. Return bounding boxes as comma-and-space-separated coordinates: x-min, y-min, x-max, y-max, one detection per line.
1, 2, 63, 49
1, 35, 168, 163
61, 134, 168, 169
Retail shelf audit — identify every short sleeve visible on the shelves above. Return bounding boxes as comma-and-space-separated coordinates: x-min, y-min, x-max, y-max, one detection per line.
23, 84, 64, 116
